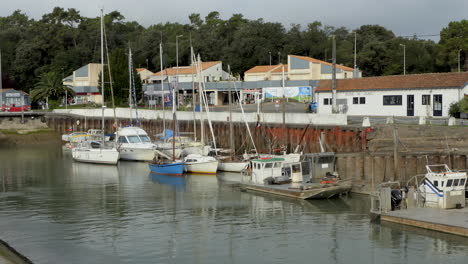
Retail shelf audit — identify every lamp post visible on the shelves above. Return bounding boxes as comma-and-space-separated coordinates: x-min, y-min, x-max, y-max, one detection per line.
278, 52, 281, 64
353, 31, 357, 70
269, 51, 272, 67
458, 49, 462, 73
176, 34, 183, 107
400, 44, 406, 75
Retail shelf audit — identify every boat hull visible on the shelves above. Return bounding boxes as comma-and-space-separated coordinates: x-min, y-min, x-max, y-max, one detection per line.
217, 161, 249, 172
241, 181, 352, 200
72, 148, 120, 165
184, 160, 219, 174
149, 162, 184, 176
119, 147, 155, 161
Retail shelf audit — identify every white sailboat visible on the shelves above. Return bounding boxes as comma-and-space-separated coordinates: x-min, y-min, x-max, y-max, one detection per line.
183, 54, 218, 174
72, 9, 119, 165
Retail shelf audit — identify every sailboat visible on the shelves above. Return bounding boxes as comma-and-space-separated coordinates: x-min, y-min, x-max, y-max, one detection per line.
115, 47, 157, 161
183, 54, 218, 174
72, 9, 120, 165
148, 43, 184, 176
217, 65, 249, 172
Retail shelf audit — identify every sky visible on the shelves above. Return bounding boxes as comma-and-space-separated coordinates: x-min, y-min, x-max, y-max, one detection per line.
1, 0, 467, 41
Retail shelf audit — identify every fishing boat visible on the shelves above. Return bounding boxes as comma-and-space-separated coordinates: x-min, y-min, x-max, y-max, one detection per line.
72, 10, 119, 165
184, 154, 218, 174
148, 42, 184, 176
240, 157, 351, 199
116, 126, 156, 161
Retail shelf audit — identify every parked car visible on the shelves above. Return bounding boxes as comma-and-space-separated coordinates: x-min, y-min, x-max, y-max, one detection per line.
1, 104, 31, 112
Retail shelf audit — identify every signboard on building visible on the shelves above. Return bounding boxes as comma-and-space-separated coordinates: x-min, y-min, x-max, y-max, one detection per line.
263, 86, 312, 102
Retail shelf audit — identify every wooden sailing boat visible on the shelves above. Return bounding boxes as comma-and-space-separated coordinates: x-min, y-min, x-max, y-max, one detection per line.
71, 9, 120, 165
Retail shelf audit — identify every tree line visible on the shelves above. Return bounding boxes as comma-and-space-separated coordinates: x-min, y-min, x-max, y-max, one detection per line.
0, 7, 466, 98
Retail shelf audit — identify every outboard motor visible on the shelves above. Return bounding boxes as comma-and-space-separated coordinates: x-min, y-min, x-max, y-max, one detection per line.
391, 189, 402, 210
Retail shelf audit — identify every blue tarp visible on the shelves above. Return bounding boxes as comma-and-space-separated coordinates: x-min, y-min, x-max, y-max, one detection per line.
159, 129, 180, 140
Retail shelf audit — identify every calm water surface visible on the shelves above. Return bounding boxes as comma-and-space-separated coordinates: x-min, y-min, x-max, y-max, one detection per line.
0, 145, 467, 264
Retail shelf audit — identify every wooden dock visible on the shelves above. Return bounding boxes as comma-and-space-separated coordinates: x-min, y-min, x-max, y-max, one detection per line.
381, 207, 468, 237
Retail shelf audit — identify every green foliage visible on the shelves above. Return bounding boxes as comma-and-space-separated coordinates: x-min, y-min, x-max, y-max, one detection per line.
31, 71, 75, 102
0, 7, 466, 95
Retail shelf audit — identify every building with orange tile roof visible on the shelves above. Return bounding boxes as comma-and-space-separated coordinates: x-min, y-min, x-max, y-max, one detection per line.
149, 61, 231, 84
244, 55, 360, 81
314, 72, 468, 117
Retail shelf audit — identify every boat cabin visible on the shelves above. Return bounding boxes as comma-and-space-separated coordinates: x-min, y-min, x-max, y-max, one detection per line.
116, 127, 152, 144
302, 152, 337, 181
248, 158, 303, 185
421, 164, 467, 209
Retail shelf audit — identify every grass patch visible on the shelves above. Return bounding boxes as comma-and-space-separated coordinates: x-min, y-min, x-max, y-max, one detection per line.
0, 128, 55, 135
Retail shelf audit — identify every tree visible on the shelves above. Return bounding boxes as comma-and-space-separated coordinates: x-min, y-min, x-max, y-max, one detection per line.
438, 20, 468, 71
31, 72, 75, 108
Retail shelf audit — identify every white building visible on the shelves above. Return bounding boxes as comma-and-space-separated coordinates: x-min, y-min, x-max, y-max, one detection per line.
315, 72, 468, 117
136, 68, 154, 84
63, 63, 102, 104
150, 61, 230, 83
244, 55, 361, 81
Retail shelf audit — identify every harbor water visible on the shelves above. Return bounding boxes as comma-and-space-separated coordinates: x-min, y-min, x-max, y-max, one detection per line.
0, 145, 467, 264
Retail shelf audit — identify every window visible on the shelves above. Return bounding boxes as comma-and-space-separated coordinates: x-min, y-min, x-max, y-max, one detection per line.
434, 180, 438, 187
460, 179, 466, 186
324, 98, 329, 105
353, 97, 359, 104
383, 95, 402, 105
118, 136, 128, 143
127, 136, 141, 143
453, 179, 459, 186
139, 136, 151, 143
265, 163, 273, 168
359, 97, 366, 104
447, 179, 453, 187
422, 95, 430, 105
441, 181, 444, 187
274, 162, 282, 168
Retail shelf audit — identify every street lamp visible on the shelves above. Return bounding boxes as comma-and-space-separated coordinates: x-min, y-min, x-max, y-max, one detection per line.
176, 34, 183, 107
269, 51, 272, 67
353, 31, 357, 70
278, 52, 281, 64
399, 44, 406, 75
458, 49, 462, 73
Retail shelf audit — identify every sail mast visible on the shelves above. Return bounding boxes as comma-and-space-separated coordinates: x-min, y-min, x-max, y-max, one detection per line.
191, 44, 197, 141
172, 70, 177, 161
128, 46, 133, 126
100, 9, 105, 144
160, 43, 166, 136
228, 65, 234, 157
197, 54, 204, 147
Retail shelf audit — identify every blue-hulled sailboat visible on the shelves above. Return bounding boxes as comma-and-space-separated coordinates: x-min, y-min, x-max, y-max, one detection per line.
148, 43, 184, 176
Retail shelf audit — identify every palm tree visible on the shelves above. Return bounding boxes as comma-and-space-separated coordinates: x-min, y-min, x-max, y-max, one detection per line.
31, 71, 75, 109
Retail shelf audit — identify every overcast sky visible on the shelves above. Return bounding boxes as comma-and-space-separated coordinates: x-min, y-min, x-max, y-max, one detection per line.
1, 0, 467, 41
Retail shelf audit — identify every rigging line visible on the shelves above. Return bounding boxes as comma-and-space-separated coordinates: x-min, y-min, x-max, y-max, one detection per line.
197, 56, 218, 154
231, 71, 259, 157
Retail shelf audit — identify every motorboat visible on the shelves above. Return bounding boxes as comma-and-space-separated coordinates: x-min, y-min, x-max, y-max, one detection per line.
116, 126, 156, 161
184, 154, 218, 174
217, 156, 249, 172
241, 157, 351, 199
62, 131, 88, 143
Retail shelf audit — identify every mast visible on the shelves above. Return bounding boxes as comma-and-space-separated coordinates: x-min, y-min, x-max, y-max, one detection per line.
100, 9, 105, 144
172, 69, 177, 161
197, 54, 204, 147
160, 43, 166, 136
128, 46, 133, 126
129, 47, 140, 126
281, 65, 286, 150
191, 44, 197, 141
332, 35, 337, 113
228, 65, 234, 157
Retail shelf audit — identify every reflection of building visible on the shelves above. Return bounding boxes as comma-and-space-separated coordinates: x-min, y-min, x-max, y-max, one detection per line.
315, 72, 468, 117
0, 89, 30, 106
63, 63, 102, 104
244, 55, 361, 82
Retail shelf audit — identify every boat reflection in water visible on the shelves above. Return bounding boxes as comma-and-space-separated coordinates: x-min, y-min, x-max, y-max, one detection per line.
149, 173, 185, 189
71, 162, 119, 186
216, 171, 241, 184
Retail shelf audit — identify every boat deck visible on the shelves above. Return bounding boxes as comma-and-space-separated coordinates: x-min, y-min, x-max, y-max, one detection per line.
241, 181, 351, 200
381, 207, 468, 237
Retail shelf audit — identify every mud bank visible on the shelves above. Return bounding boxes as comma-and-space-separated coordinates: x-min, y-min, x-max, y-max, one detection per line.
0, 130, 61, 146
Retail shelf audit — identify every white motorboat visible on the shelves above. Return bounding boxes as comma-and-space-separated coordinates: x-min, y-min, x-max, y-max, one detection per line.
217, 159, 249, 172
116, 126, 156, 161
62, 131, 88, 143
184, 154, 218, 174
72, 141, 120, 165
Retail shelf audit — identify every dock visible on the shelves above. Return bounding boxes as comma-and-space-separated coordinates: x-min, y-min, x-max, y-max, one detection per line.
380, 207, 468, 237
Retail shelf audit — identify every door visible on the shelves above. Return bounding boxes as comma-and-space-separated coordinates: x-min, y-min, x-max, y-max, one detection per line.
433, 94, 442, 116
407, 95, 414, 116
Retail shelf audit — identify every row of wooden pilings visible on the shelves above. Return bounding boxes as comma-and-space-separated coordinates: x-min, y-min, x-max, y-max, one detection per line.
46, 115, 370, 154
